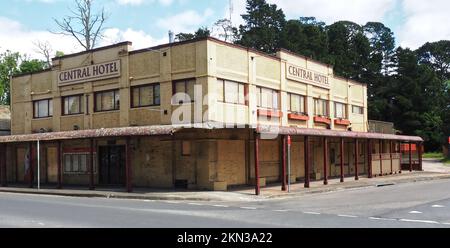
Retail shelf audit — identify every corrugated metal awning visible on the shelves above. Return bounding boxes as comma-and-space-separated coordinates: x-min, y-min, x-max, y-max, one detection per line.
256, 125, 423, 142
0, 125, 182, 143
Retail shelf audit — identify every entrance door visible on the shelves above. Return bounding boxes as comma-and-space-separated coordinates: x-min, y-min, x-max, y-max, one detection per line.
99, 146, 126, 185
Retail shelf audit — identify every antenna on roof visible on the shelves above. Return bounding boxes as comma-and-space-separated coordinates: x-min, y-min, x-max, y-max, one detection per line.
229, 0, 234, 23
168, 30, 174, 43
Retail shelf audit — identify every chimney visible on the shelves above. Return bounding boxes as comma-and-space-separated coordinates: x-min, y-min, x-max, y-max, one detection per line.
169, 30, 174, 43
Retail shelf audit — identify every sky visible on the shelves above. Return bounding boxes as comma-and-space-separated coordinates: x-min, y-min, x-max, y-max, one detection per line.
0, 0, 449, 60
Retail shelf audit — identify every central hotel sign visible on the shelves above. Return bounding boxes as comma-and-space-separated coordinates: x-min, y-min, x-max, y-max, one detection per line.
287, 63, 330, 89
58, 60, 121, 85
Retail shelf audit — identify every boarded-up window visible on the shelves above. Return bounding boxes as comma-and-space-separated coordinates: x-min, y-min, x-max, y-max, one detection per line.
182, 141, 191, 156
95, 90, 120, 112
63, 153, 95, 174
131, 84, 160, 108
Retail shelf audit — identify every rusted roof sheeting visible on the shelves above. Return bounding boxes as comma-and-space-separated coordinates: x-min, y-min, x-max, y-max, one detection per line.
0, 125, 180, 143
257, 125, 423, 142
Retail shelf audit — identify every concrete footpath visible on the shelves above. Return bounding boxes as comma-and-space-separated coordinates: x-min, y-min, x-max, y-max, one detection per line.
1, 169, 449, 202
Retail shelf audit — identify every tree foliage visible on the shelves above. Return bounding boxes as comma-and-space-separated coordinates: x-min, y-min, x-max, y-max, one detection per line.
0, 51, 45, 105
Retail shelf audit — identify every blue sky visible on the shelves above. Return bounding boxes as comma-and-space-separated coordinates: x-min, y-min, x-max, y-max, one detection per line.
1, 0, 449, 59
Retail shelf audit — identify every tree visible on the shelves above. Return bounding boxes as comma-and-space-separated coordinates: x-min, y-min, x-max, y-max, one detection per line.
280, 18, 329, 62
236, 0, 286, 54
175, 27, 211, 42
213, 18, 238, 42
326, 21, 371, 80
53, 0, 108, 51
363, 22, 396, 76
416, 40, 450, 81
33, 41, 53, 69
0, 52, 45, 105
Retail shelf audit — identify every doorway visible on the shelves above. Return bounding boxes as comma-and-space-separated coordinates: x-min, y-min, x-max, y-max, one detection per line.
98, 145, 125, 185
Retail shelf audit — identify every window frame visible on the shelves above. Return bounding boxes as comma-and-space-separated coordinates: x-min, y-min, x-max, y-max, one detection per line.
63, 153, 96, 175
256, 86, 279, 110
352, 105, 364, 115
313, 98, 329, 117
334, 102, 348, 119
33, 98, 53, 119
62, 94, 84, 116
130, 83, 161, 108
287, 92, 307, 115
172, 78, 196, 105
217, 78, 247, 105
94, 89, 120, 112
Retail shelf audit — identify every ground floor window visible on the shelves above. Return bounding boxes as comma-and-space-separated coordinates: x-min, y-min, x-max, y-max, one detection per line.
64, 153, 96, 174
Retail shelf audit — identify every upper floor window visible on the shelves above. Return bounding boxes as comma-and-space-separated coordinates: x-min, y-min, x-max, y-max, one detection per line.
334, 102, 347, 119
256, 86, 279, 109
352, 105, 364, 115
95, 89, 120, 112
63, 95, 84, 115
217, 79, 246, 105
131, 84, 160, 108
173, 79, 195, 104
287, 93, 306, 115
314, 98, 329, 117
33, 99, 53, 118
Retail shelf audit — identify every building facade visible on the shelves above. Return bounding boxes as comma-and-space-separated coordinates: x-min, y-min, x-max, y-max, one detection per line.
0, 37, 422, 193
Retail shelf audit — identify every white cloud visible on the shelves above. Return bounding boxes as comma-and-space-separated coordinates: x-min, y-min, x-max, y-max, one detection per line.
116, 0, 176, 6
156, 8, 214, 33
0, 16, 166, 61
0, 16, 82, 60
231, 0, 396, 25
397, 0, 450, 49
100, 28, 167, 49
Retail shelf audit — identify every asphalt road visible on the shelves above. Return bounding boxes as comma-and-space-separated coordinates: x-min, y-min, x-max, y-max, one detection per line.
1, 179, 450, 228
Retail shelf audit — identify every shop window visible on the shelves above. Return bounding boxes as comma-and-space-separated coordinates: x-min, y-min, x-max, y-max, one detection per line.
131, 83, 160, 108
217, 79, 246, 105
256, 86, 279, 109
63, 95, 84, 115
314, 98, 329, 117
182, 141, 191, 156
94, 89, 120, 112
287, 93, 306, 114
33, 99, 53, 118
334, 102, 347, 119
173, 79, 195, 104
63, 153, 95, 174
352, 105, 364, 115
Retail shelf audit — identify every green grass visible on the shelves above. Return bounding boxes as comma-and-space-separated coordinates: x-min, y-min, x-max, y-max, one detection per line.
423, 152, 445, 159
442, 158, 450, 165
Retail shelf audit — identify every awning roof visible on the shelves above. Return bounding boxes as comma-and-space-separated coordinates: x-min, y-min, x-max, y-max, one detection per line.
0, 125, 181, 143
0, 123, 423, 143
256, 125, 423, 142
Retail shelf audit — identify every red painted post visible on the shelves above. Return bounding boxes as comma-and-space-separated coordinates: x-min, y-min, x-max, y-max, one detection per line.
354, 139, 359, 180
254, 134, 260, 195
57, 141, 62, 189
1, 144, 6, 187
323, 137, 328, 185
89, 139, 95, 190
304, 136, 310, 188
340, 137, 344, 183
409, 142, 412, 172
29, 142, 34, 188
379, 140, 383, 176
368, 139, 372, 178
389, 141, 393, 174
399, 141, 402, 173
418, 142, 423, 171
281, 135, 287, 191
126, 137, 133, 193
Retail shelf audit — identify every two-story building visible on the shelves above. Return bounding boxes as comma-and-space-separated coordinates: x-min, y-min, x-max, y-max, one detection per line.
0, 37, 423, 194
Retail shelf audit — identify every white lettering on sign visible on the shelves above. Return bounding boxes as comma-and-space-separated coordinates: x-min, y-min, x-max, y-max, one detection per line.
287, 63, 330, 89
58, 60, 121, 85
